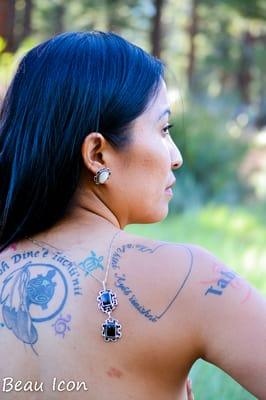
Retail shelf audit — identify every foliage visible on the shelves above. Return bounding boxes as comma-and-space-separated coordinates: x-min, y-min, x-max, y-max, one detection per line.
0, 36, 37, 94
168, 103, 251, 211
208, 0, 266, 21
190, 360, 256, 400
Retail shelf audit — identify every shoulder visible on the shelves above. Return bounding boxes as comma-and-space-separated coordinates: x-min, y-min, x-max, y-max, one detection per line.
115, 230, 198, 278
116, 231, 217, 310
118, 230, 257, 327
115, 232, 221, 358
118, 230, 214, 279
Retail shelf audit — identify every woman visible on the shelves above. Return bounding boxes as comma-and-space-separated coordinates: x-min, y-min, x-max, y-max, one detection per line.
0, 31, 265, 400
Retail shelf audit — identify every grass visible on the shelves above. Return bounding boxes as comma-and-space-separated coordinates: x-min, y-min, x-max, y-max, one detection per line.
125, 204, 265, 399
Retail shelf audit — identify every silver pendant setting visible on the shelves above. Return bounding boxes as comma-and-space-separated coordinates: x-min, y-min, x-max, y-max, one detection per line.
97, 289, 118, 313
102, 317, 122, 342
97, 289, 122, 342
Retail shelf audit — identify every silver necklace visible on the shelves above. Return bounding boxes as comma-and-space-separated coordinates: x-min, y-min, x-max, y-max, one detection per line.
26, 230, 122, 342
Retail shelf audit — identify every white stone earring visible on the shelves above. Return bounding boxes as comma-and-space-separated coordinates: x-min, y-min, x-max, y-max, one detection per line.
94, 167, 111, 185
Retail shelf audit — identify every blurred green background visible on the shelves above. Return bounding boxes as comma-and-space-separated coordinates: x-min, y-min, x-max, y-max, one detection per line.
0, 1, 265, 398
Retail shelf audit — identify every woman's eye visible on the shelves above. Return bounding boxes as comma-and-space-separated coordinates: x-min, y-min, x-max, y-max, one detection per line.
162, 123, 174, 136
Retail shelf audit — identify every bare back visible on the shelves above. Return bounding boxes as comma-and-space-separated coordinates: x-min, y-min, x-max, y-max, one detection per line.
0, 231, 200, 400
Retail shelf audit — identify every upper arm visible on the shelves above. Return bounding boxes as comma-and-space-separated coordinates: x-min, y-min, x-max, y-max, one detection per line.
188, 245, 266, 398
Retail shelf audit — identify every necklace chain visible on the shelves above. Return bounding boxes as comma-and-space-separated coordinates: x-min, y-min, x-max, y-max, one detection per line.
26, 229, 123, 342
25, 229, 121, 287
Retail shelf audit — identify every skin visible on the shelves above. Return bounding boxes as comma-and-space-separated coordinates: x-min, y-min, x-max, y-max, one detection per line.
0, 80, 266, 400
72, 79, 183, 228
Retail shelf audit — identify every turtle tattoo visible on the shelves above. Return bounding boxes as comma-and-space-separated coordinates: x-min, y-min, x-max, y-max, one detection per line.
26, 270, 57, 309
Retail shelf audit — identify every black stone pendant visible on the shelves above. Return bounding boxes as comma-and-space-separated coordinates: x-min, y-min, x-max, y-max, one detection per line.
97, 289, 118, 313
102, 318, 122, 342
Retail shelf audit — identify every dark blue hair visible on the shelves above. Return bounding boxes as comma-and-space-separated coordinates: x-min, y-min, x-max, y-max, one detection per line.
0, 31, 164, 250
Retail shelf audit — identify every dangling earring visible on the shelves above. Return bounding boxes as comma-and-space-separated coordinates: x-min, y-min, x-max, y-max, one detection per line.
94, 167, 111, 185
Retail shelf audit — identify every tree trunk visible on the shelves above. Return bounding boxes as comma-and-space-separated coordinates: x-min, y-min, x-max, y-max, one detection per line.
54, 3, 65, 35
187, 0, 199, 90
237, 31, 253, 105
0, 0, 16, 52
106, 0, 122, 33
22, 0, 33, 39
150, 0, 165, 58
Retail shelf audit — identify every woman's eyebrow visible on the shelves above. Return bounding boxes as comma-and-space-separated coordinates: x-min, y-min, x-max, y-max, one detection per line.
157, 108, 171, 121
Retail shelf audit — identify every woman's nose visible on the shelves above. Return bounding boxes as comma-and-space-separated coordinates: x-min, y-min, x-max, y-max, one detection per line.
170, 141, 183, 170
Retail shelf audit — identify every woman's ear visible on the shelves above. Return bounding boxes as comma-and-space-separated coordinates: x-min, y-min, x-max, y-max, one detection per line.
81, 132, 108, 175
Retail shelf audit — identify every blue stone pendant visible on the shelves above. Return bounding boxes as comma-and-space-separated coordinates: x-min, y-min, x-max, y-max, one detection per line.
97, 289, 118, 313
102, 317, 122, 342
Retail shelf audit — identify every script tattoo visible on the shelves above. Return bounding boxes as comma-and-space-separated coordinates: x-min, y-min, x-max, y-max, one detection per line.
112, 243, 193, 322
202, 261, 252, 303
1, 246, 82, 296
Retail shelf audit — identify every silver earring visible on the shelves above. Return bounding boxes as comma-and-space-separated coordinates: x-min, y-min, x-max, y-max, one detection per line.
94, 167, 111, 185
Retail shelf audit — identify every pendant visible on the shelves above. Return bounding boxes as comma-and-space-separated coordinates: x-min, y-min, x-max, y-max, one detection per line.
97, 289, 118, 313
102, 317, 122, 342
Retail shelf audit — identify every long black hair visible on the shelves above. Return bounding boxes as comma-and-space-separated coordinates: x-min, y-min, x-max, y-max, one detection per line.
0, 31, 164, 251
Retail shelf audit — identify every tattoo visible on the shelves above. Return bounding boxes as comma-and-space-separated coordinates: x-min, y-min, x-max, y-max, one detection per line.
2, 248, 82, 297
202, 261, 252, 303
0, 260, 10, 276
111, 243, 160, 270
52, 314, 71, 338
51, 253, 82, 296
204, 270, 237, 296
0, 246, 88, 353
79, 245, 157, 279
0, 262, 68, 354
11, 250, 47, 264
78, 251, 104, 277
114, 273, 158, 321
113, 243, 193, 322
